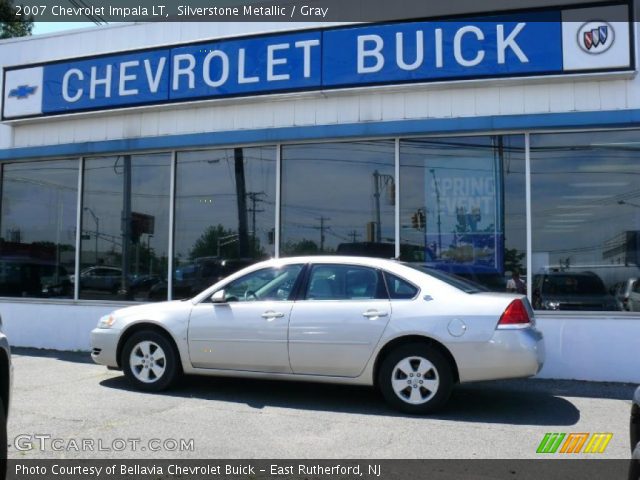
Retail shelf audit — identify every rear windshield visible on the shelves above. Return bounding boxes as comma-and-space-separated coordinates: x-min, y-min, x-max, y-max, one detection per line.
403, 263, 488, 294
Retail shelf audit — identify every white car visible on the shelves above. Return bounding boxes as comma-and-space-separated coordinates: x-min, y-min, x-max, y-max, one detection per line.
91, 256, 544, 413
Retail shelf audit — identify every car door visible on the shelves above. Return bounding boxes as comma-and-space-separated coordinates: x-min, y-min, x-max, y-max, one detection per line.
188, 264, 303, 373
288, 263, 391, 377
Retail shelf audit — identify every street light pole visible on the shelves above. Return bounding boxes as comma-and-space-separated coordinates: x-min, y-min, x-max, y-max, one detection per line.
84, 207, 99, 265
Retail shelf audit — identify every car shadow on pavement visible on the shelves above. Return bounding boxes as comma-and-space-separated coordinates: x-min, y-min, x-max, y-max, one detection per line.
100, 374, 584, 426
11, 347, 94, 364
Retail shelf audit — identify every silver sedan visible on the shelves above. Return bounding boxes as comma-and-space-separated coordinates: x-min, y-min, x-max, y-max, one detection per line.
91, 256, 544, 414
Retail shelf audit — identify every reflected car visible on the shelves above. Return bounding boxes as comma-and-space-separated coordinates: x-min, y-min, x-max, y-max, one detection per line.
0, 316, 11, 477
91, 256, 544, 414
129, 274, 162, 298
0, 258, 71, 298
148, 257, 255, 300
532, 271, 619, 311
73, 266, 123, 293
613, 279, 639, 312
631, 387, 640, 480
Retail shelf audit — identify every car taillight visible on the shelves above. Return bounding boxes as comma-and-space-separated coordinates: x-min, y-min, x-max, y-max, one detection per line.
497, 299, 531, 328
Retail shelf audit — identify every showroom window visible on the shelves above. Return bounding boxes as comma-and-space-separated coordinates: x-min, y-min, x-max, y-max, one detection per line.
531, 131, 640, 312
399, 136, 526, 292
80, 153, 171, 301
173, 146, 276, 300
280, 141, 396, 257
0, 159, 79, 298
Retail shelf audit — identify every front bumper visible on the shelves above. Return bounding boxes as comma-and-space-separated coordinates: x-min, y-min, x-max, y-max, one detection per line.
453, 327, 545, 383
90, 328, 121, 368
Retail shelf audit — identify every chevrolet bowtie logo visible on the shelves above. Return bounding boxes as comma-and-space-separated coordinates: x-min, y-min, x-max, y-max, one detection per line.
8, 85, 37, 99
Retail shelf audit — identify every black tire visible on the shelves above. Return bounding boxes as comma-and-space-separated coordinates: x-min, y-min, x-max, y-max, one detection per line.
630, 444, 640, 480
121, 331, 180, 392
0, 397, 6, 480
377, 343, 453, 414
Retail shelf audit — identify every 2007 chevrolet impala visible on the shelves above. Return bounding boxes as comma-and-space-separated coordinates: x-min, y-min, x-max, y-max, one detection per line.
91, 256, 544, 413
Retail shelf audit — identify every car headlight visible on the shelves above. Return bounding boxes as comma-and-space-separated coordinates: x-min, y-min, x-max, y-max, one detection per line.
543, 301, 560, 310
97, 315, 116, 329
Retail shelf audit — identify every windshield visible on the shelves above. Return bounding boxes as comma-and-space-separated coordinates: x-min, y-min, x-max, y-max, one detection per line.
403, 263, 488, 294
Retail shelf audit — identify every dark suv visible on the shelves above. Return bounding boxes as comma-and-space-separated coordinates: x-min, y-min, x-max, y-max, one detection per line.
532, 271, 618, 311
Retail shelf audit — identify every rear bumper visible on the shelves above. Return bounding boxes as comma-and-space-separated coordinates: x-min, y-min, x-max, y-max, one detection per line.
90, 328, 120, 368
453, 327, 545, 383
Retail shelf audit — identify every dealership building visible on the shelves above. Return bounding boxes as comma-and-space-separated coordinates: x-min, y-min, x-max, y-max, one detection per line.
0, 2, 639, 382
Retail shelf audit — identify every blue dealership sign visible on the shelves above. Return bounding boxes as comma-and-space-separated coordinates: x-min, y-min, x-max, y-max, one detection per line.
2, 5, 633, 120
323, 12, 562, 87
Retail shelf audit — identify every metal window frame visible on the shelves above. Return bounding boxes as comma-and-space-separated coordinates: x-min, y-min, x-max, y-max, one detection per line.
2, 126, 640, 314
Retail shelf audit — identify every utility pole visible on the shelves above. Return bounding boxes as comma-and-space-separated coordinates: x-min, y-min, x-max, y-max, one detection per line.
348, 230, 360, 243
246, 191, 266, 253
372, 170, 395, 243
122, 155, 132, 299
234, 148, 249, 258
430, 169, 442, 255
373, 170, 382, 243
315, 216, 330, 252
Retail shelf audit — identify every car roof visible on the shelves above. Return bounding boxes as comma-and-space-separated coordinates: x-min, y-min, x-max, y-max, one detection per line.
258, 256, 402, 268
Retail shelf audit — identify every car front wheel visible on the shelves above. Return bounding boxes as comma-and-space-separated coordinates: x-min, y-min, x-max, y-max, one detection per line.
121, 331, 180, 392
378, 343, 453, 414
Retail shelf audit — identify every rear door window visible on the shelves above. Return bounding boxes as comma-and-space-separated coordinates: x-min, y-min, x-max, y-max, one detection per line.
383, 272, 418, 299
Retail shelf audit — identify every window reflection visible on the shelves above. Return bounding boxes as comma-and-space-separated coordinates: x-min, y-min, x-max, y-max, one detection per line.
531, 131, 640, 312
280, 141, 396, 257
171, 147, 276, 300
0, 159, 79, 298
399, 136, 526, 291
80, 154, 171, 301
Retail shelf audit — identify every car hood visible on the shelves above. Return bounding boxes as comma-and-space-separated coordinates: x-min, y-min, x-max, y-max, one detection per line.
111, 300, 190, 323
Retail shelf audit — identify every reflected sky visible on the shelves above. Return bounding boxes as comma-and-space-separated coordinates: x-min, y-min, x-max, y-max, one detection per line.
281, 141, 396, 252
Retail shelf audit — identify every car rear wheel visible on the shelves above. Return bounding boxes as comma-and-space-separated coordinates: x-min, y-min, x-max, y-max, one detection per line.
122, 331, 180, 392
378, 343, 453, 414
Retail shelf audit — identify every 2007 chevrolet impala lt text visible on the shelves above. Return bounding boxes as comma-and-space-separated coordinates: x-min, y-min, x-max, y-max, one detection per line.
91, 256, 544, 413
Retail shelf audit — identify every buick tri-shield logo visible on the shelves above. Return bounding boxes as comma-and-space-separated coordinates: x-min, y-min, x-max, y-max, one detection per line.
578, 21, 615, 54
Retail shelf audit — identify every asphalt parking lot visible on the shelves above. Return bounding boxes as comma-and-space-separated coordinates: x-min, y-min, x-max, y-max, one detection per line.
7, 348, 636, 459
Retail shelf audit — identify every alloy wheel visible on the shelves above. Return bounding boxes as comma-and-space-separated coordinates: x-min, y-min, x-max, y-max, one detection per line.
129, 340, 167, 383
391, 356, 440, 405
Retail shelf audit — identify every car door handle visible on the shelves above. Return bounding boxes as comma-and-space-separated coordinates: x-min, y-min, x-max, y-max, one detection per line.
362, 310, 388, 319
261, 311, 285, 319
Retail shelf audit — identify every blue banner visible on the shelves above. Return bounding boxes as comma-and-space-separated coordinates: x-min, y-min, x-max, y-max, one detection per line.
2, 5, 632, 119
323, 12, 562, 87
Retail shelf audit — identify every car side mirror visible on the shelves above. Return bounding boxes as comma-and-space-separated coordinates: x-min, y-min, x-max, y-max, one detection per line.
211, 290, 227, 304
